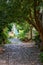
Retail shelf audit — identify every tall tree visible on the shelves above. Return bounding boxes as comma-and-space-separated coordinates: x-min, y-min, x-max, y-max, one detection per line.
0, 0, 43, 50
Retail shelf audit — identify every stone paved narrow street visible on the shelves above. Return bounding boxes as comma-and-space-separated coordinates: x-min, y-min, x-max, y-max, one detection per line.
0, 40, 43, 65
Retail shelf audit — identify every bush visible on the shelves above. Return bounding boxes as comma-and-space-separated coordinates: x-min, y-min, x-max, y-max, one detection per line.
33, 35, 41, 48
18, 32, 25, 40
0, 27, 9, 45
33, 35, 41, 43
39, 52, 43, 63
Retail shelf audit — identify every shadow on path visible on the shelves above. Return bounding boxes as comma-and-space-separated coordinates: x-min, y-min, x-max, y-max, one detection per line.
0, 40, 43, 65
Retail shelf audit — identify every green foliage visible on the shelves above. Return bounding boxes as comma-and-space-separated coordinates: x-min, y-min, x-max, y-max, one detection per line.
16, 22, 30, 40
0, 27, 9, 45
32, 30, 41, 43
8, 23, 13, 31
32, 30, 41, 47
16, 22, 30, 33
33, 30, 39, 36
0, 0, 42, 44
3, 27, 9, 39
34, 35, 41, 43
17, 30, 25, 40
39, 52, 43, 63
33, 35, 41, 48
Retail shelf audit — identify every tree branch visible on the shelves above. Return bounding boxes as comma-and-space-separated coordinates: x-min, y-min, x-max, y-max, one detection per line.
26, 17, 38, 30
34, 0, 43, 31
26, 8, 38, 30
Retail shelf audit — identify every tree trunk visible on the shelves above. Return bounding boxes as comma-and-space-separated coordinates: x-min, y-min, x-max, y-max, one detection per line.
39, 32, 43, 51
30, 25, 32, 40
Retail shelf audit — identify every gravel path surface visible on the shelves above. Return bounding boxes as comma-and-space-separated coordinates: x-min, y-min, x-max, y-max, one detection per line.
0, 39, 43, 65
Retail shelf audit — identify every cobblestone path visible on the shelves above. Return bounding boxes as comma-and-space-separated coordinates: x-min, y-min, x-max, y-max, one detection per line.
0, 42, 43, 65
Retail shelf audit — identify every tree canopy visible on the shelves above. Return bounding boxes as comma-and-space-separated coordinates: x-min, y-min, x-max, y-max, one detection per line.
0, 0, 43, 45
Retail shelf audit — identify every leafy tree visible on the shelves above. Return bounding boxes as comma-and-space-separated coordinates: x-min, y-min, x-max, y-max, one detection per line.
0, 0, 43, 50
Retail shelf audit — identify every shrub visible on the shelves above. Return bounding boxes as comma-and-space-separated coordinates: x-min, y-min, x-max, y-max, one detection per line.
33, 35, 41, 43
33, 35, 41, 48
18, 31, 25, 40
0, 27, 9, 45
39, 52, 43, 63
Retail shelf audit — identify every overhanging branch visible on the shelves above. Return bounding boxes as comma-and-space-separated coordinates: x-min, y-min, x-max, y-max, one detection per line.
26, 17, 38, 30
